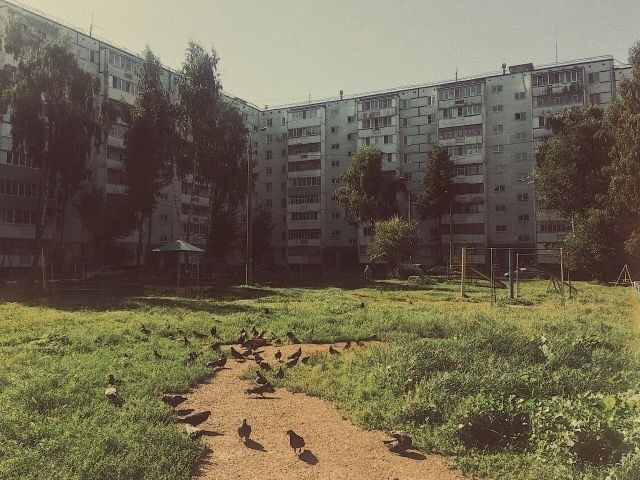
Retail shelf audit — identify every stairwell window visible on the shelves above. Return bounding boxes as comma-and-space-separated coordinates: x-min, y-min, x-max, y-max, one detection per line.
515, 112, 527, 121
494, 185, 505, 193
496, 225, 507, 232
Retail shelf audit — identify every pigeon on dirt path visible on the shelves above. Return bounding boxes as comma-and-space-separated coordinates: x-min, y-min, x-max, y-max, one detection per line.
238, 418, 251, 442
177, 410, 211, 427
255, 371, 268, 385
276, 367, 285, 379
274, 349, 282, 362
300, 355, 310, 364
230, 347, 245, 362
245, 383, 275, 397
285, 357, 299, 368
383, 432, 413, 453
288, 347, 302, 361
286, 430, 306, 454
329, 345, 340, 355
206, 357, 227, 369
286, 331, 300, 344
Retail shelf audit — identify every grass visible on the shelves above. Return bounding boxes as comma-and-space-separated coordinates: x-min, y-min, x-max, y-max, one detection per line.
0, 278, 638, 479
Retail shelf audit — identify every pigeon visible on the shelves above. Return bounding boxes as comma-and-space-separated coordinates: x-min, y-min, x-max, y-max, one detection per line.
153, 349, 162, 360
210, 326, 217, 337
356, 340, 365, 347
105, 386, 120, 405
286, 331, 300, 344
238, 329, 248, 344
140, 324, 151, 335
259, 361, 272, 371
162, 394, 187, 408
264, 308, 271, 315
185, 352, 198, 364
206, 357, 227, 369
359, 302, 365, 308
274, 350, 282, 362
288, 347, 302, 361
241, 348, 254, 357
251, 326, 259, 337
344, 341, 351, 349
230, 347, 245, 362
286, 430, 306, 454
107, 374, 119, 386
182, 336, 190, 346
275, 367, 285, 379
285, 357, 299, 368
256, 371, 268, 385
210, 342, 221, 351
383, 432, 413, 453
238, 418, 251, 442
245, 383, 275, 397
329, 346, 340, 355
300, 355, 310, 364
194, 331, 206, 339
258, 330, 267, 339
253, 353, 264, 363
243, 338, 269, 349
177, 410, 211, 427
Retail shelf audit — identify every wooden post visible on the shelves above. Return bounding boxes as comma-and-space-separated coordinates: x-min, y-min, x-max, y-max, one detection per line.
460, 246, 467, 297
515, 253, 520, 298
508, 248, 514, 299
490, 248, 495, 306
41, 247, 46, 294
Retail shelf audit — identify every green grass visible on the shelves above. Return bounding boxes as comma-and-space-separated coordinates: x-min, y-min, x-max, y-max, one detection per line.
0, 279, 638, 479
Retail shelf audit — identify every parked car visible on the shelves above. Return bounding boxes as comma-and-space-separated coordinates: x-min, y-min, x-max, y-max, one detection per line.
86, 265, 125, 280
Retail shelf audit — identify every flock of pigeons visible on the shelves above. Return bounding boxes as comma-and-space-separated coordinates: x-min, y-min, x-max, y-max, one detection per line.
104, 321, 414, 458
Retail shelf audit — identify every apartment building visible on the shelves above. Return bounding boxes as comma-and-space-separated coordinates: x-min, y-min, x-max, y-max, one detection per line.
0, 1, 631, 271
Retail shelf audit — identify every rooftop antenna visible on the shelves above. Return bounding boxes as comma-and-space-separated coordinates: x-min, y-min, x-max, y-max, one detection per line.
554, 27, 558, 63
89, 11, 94, 37
455, 66, 458, 82
308, 93, 311, 104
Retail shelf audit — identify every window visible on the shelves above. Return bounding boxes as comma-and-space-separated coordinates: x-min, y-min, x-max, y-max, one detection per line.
291, 211, 318, 221
363, 226, 373, 236
331, 229, 340, 237
538, 117, 546, 128
588, 72, 600, 83
515, 152, 528, 162
289, 195, 319, 205
496, 225, 507, 232
492, 125, 503, 134
513, 132, 527, 141
330, 126, 338, 133
387, 153, 393, 163
288, 229, 321, 239
403, 153, 409, 163
427, 114, 433, 124
108, 51, 136, 71
281, 117, 286, 125
383, 135, 393, 144
266, 199, 273, 207
289, 108, 319, 121
289, 176, 321, 188
331, 178, 338, 184
492, 85, 503, 93
493, 145, 504, 154
590, 93, 601, 104
361, 98, 393, 111
492, 105, 503, 113
160, 214, 168, 222
494, 185, 505, 193
515, 112, 527, 121
288, 125, 321, 138
282, 149, 287, 158
347, 133, 355, 140
265, 166, 273, 175
266, 150, 272, 160
331, 160, 339, 167
401, 118, 408, 127
266, 134, 272, 144
517, 193, 529, 201
331, 143, 340, 150
347, 115, 354, 123
266, 118, 273, 127
495, 204, 506, 212
518, 214, 530, 222
518, 235, 530, 242
331, 212, 340, 219
514, 92, 526, 100
266, 183, 272, 192
403, 136, 408, 145
404, 173, 413, 182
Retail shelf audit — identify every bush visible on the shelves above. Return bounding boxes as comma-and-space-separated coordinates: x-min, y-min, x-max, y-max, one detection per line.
396, 263, 423, 279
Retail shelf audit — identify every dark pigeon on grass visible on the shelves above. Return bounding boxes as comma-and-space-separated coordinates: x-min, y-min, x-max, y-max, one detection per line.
251, 326, 259, 338
275, 367, 285, 379
259, 361, 272, 371
238, 418, 251, 442
177, 410, 211, 427
383, 432, 413, 453
300, 355, 310, 364
193, 331, 206, 339
230, 347, 246, 362
140, 324, 151, 336
238, 329, 248, 344
245, 382, 275, 397
286, 331, 300, 344
288, 347, 302, 361
256, 370, 268, 385
286, 430, 306, 454
182, 336, 190, 346
153, 349, 162, 360
107, 374, 120, 386
264, 307, 271, 315
285, 357, 299, 368
210, 326, 217, 337
162, 394, 187, 408
210, 342, 221, 351
329, 345, 340, 355
185, 352, 198, 364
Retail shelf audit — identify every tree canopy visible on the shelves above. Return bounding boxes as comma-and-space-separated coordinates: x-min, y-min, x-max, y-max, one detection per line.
367, 216, 419, 274
335, 146, 404, 224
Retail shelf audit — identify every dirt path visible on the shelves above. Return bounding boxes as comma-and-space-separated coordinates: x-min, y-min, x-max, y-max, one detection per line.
182, 343, 468, 480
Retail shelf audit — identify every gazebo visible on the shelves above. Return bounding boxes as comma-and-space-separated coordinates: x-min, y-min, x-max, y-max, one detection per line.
152, 240, 205, 288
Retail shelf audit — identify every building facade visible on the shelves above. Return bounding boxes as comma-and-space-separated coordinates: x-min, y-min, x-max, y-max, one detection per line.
0, 1, 631, 271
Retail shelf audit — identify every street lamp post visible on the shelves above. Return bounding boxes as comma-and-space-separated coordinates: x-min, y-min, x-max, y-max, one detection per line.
246, 126, 267, 286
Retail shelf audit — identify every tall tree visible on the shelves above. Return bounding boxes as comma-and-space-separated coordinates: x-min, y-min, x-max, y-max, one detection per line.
124, 46, 177, 268
367, 216, 419, 276
416, 144, 455, 262
606, 41, 640, 261
177, 42, 247, 253
335, 145, 404, 224
534, 105, 612, 219
0, 16, 101, 269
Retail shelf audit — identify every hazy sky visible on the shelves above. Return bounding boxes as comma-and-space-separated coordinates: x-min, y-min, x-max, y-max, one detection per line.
14, 0, 640, 107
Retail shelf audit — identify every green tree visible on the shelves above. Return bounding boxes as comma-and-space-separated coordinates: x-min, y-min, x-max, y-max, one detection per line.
177, 42, 248, 253
534, 105, 612, 219
367, 216, 419, 275
416, 144, 455, 262
124, 46, 177, 267
76, 190, 137, 265
606, 41, 640, 261
206, 207, 238, 261
335, 145, 404, 224
0, 17, 101, 269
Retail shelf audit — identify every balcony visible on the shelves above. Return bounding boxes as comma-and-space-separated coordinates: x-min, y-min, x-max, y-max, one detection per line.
438, 114, 483, 129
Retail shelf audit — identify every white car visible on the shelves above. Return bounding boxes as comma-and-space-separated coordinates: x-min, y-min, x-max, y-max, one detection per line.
86, 265, 125, 280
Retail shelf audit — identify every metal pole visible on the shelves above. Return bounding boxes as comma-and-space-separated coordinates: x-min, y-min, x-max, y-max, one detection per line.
508, 248, 514, 299
246, 134, 253, 286
41, 247, 46, 293
559, 247, 565, 306
490, 248, 495, 306
515, 253, 520, 298
448, 200, 453, 273
460, 246, 467, 297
